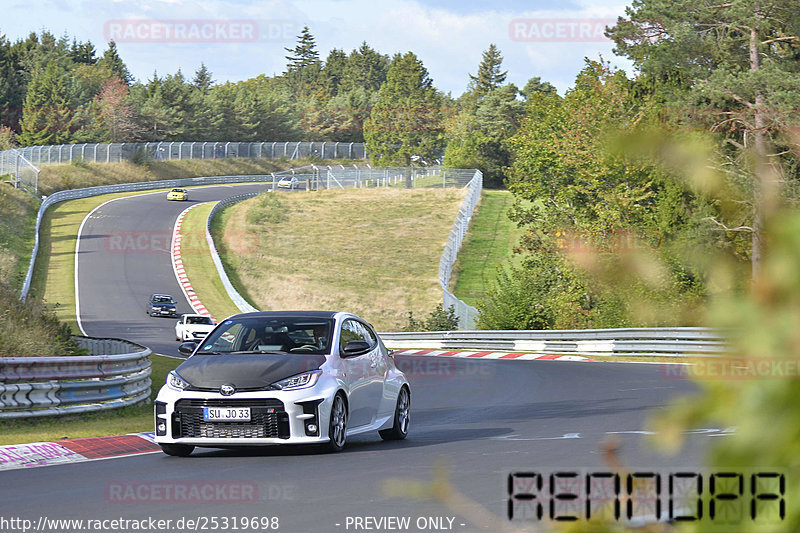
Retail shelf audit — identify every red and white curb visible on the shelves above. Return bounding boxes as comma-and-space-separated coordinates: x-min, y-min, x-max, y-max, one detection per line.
0, 433, 159, 471
172, 204, 215, 321
390, 349, 594, 361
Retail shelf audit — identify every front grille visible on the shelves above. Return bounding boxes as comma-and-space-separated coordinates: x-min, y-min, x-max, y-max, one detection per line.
173, 399, 289, 439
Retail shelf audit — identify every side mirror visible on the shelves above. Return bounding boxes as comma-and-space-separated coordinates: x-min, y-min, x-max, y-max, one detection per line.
178, 342, 197, 355
342, 340, 370, 357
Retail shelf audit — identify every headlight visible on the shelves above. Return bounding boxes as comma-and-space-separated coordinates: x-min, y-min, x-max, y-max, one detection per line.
273, 370, 321, 390
167, 371, 190, 391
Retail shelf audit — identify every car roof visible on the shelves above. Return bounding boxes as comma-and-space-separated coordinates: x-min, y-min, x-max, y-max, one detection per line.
230, 310, 338, 319
151, 293, 173, 298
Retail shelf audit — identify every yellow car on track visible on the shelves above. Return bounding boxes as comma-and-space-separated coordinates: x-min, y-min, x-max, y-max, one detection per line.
166, 188, 189, 201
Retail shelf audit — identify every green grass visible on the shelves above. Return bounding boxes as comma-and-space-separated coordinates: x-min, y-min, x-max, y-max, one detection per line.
213, 188, 466, 331
451, 190, 527, 306
0, 185, 38, 289
178, 201, 243, 321
0, 354, 181, 445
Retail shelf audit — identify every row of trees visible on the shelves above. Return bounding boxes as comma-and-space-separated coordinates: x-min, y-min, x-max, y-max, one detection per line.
0, 28, 552, 186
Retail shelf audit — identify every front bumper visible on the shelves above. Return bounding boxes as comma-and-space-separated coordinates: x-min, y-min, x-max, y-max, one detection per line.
184, 330, 211, 341
154, 387, 332, 447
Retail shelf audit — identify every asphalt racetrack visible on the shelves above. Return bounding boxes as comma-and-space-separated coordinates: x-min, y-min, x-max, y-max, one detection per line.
1, 184, 714, 531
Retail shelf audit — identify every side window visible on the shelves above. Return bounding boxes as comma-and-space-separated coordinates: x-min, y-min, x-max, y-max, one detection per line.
339, 319, 366, 351
358, 321, 377, 348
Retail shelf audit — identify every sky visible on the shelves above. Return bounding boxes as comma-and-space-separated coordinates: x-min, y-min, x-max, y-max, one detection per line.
3, 0, 636, 96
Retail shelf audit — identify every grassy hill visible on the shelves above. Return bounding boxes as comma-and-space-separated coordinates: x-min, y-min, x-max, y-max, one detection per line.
451, 190, 526, 306
0, 185, 78, 356
215, 187, 466, 331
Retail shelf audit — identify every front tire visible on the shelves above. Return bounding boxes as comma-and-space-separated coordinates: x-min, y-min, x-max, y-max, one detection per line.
380, 386, 410, 441
160, 443, 194, 457
326, 394, 347, 452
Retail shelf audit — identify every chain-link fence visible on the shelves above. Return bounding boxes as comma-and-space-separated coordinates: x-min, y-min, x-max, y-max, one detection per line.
439, 169, 482, 329
0, 149, 41, 195
0, 141, 367, 195
284, 165, 477, 190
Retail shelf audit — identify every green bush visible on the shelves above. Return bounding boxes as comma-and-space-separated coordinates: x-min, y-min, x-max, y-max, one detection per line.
403, 304, 459, 331
0, 284, 80, 356
246, 192, 287, 226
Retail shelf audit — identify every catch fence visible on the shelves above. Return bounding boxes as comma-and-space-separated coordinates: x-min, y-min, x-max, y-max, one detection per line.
0, 141, 367, 195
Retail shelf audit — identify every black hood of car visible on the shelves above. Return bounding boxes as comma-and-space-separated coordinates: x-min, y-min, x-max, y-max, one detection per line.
152, 302, 176, 308
175, 353, 327, 390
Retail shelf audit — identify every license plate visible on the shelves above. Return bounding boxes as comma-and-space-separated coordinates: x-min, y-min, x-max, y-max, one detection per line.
203, 407, 251, 421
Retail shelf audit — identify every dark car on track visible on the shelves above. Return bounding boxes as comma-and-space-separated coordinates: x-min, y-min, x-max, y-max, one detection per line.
148, 294, 178, 317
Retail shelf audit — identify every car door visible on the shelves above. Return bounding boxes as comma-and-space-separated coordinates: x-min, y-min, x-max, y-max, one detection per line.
338, 319, 382, 428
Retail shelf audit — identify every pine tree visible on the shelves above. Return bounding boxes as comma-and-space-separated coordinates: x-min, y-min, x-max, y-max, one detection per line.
98, 41, 131, 84
468, 44, 507, 98
340, 42, 390, 93
321, 48, 347, 96
521, 76, 557, 99
284, 26, 320, 72
0, 36, 24, 130
192, 63, 214, 92
68, 39, 96, 65
364, 52, 444, 165
19, 61, 74, 145
283, 26, 322, 97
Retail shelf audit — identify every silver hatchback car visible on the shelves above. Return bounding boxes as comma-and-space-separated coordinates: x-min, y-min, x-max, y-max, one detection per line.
154, 311, 410, 456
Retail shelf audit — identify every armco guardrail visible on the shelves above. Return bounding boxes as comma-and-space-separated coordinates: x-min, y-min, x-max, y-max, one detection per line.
206, 193, 260, 314
0, 337, 152, 419
379, 327, 727, 357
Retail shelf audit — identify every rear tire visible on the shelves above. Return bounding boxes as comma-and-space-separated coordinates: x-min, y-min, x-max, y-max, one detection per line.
379, 386, 410, 441
160, 443, 194, 457
326, 394, 347, 452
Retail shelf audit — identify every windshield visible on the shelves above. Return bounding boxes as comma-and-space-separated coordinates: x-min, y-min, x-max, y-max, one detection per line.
170, 188, 184, 192
186, 316, 213, 325
153, 296, 174, 304
199, 316, 333, 355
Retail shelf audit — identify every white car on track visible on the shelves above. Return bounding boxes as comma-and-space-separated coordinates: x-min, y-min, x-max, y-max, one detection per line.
175, 314, 216, 342
277, 176, 300, 189
154, 311, 410, 456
